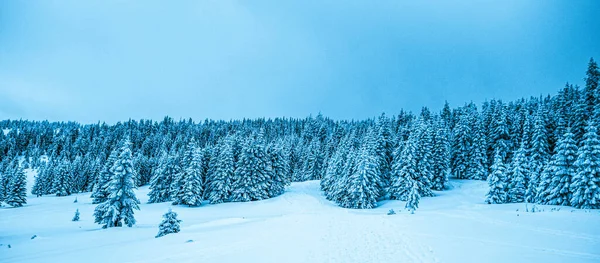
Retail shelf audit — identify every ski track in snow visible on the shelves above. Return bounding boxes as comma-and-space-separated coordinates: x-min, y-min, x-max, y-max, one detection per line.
1, 178, 599, 263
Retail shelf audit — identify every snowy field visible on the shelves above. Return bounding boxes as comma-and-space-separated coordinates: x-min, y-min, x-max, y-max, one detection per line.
1, 170, 599, 263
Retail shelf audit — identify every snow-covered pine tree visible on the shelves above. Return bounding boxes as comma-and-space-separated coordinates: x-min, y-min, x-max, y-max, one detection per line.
300, 139, 324, 181
230, 133, 271, 202
340, 143, 381, 209
72, 209, 80, 221
570, 122, 600, 209
205, 137, 234, 204
330, 140, 358, 204
451, 112, 472, 179
583, 58, 599, 121
405, 179, 420, 214
267, 142, 290, 198
486, 151, 508, 204
172, 139, 203, 207
322, 134, 351, 198
0, 168, 8, 205
94, 140, 140, 228
469, 120, 489, 180
541, 129, 578, 206
431, 117, 450, 190
6, 162, 27, 207
155, 209, 182, 238
507, 143, 528, 203
375, 113, 394, 191
491, 103, 511, 163
526, 105, 550, 203
32, 163, 46, 196
51, 157, 72, 197
388, 138, 417, 201
91, 147, 119, 204
148, 151, 180, 203
414, 119, 434, 196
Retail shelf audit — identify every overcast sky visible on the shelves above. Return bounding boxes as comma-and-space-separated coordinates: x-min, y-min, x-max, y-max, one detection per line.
1, 1, 599, 123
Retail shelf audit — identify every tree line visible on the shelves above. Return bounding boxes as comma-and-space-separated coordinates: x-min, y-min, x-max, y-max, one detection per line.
0, 58, 598, 227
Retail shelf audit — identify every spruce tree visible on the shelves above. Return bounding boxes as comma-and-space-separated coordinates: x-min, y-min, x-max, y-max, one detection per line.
72, 209, 80, 221
375, 114, 394, 190
300, 139, 324, 181
52, 158, 72, 197
91, 148, 119, 204
542, 129, 578, 206
31, 165, 46, 197
584, 58, 599, 120
389, 139, 417, 201
486, 151, 508, 204
155, 209, 182, 238
172, 139, 203, 207
507, 143, 528, 203
148, 152, 179, 203
469, 121, 489, 180
267, 143, 290, 198
6, 163, 27, 207
451, 113, 472, 179
431, 117, 450, 190
205, 138, 234, 204
527, 106, 550, 203
405, 179, 420, 214
570, 122, 600, 209
230, 134, 271, 202
414, 119, 434, 196
0, 169, 9, 205
94, 140, 140, 228
340, 145, 381, 209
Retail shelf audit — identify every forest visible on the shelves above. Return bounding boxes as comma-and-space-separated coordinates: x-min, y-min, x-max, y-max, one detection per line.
0, 58, 598, 228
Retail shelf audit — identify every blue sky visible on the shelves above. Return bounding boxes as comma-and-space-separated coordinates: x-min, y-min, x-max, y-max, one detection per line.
1, 0, 599, 123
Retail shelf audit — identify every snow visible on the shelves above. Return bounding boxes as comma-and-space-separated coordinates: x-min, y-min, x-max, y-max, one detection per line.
2, 128, 9, 135
1, 176, 600, 263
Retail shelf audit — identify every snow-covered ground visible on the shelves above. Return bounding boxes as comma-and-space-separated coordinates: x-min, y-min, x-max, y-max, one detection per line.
1, 172, 599, 263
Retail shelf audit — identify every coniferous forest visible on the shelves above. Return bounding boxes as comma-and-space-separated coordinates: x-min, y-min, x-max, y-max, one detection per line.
0, 59, 599, 228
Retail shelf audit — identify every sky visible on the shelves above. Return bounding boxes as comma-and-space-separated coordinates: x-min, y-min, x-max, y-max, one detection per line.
1, 0, 599, 123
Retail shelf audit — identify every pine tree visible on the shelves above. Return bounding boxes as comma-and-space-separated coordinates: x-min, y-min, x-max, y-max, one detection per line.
375, 114, 394, 191
31, 165, 46, 197
267, 143, 290, 198
451, 113, 472, 179
91, 148, 119, 204
469, 121, 489, 180
205, 138, 234, 204
389, 138, 417, 201
300, 139, 324, 181
230, 134, 271, 202
570, 122, 600, 209
322, 135, 351, 198
52, 158, 72, 197
507, 143, 528, 203
148, 151, 179, 203
155, 209, 182, 238
431, 118, 450, 190
94, 140, 140, 228
534, 163, 552, 204
172, 139, 204, 207
414, 119, 434, 196
486, 151, 508, 204
72, 209, 80, 221
6, 162, 27, 207
405, 179, 420, 214
541, 129, 578, 206
339, 145, 381, 209
527, 106, 550, 203
584, 58, 599, 120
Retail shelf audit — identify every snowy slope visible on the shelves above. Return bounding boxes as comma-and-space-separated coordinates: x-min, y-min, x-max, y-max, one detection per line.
1, 177, 599, 263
